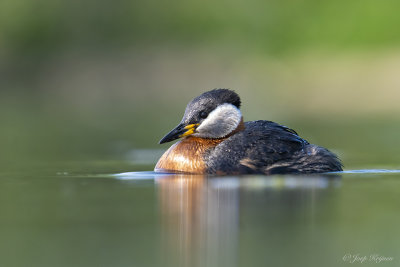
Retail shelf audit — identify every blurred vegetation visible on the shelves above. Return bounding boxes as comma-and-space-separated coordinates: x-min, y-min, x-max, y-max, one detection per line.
1, 0, 400, 56
1, 0, 400, 169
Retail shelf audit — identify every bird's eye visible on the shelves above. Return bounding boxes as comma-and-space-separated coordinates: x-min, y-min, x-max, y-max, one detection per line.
199, 111, 208, 119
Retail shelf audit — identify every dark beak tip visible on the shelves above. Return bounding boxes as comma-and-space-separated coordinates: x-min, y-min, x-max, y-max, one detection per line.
158, 139, 166, 145
158, 123, 186, 145
158, 132, 175, 145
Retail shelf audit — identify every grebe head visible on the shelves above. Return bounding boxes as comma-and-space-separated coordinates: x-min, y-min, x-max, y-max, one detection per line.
159, 89, 242, 144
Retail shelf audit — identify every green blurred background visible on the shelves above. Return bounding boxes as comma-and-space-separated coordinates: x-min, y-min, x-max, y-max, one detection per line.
1, 0, 400, 170
1, 2, 400, 267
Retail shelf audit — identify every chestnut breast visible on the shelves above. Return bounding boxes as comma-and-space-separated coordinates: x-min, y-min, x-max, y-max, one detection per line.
155, 136, 224, 174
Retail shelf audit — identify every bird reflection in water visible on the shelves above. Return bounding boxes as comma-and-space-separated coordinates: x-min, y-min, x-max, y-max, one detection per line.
157, 174, 239, 267
155, 174, 340, 267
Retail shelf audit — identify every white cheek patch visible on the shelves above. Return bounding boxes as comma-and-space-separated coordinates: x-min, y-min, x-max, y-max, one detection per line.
194, 103, 242, 138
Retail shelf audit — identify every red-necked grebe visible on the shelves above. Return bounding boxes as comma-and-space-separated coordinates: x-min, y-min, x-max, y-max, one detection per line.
155, 89, 342, 175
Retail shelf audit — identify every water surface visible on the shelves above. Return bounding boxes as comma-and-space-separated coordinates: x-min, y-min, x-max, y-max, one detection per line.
1, 165, 399, 267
